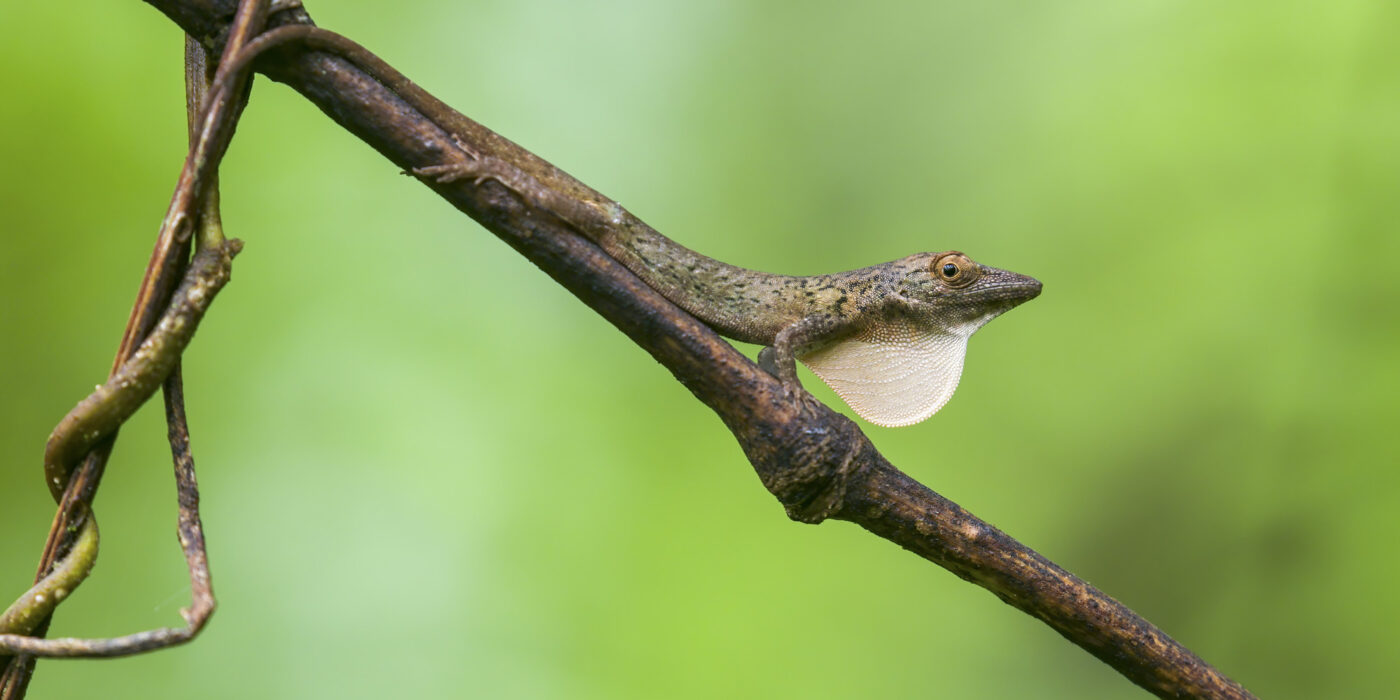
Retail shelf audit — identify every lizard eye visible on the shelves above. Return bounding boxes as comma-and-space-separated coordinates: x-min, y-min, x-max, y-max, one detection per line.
931, 253, 979, 288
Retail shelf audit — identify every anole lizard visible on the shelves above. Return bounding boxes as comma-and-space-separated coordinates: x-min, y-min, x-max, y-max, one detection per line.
226, 26, 1041, 427
418, 154, 1041, 427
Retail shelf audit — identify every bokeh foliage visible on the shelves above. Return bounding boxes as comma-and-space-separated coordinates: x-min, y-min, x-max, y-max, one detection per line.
2, 1, 1396, 697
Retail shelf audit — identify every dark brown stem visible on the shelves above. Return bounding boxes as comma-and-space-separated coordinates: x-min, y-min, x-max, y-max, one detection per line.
161, 367, 217, 637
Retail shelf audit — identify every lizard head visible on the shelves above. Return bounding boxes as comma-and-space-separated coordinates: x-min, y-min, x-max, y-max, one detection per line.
799, 251, 1040, 427
898, 251, 1042, 332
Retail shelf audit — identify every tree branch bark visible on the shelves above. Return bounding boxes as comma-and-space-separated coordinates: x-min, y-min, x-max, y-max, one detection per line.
131, 2, 1256, 697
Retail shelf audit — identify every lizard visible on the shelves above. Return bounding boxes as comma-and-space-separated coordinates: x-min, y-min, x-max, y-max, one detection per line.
417, 154, 1041, 427
219, 25, 1042, 427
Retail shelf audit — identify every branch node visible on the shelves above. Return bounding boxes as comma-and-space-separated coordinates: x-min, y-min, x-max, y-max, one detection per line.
755, 410, 868, 524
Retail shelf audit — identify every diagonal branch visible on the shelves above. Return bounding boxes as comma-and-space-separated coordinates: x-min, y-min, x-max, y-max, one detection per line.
131, 3, 1254, 698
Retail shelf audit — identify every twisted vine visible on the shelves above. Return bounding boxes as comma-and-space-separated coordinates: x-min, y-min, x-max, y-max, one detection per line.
0, 240, 241, 655
1, 0, 272, 694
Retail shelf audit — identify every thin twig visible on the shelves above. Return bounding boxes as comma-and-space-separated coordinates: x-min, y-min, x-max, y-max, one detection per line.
0, 240, 240, 660
0, 0, 267, 693
0, 354, 223, 658
161, 366, 216, 638
0, 514, 97, 638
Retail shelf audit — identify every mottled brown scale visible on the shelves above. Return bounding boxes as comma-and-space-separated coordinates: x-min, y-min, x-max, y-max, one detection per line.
417, 156, 1041, 426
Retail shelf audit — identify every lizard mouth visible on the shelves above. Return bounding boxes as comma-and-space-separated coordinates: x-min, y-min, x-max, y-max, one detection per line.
968, 268, 1042, 310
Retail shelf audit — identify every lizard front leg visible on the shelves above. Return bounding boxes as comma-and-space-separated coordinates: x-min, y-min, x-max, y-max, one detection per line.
760, 314, 853, 396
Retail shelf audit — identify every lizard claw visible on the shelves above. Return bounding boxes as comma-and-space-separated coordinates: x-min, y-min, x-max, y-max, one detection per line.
413, 162, 491, 186
412, 137, 495, 185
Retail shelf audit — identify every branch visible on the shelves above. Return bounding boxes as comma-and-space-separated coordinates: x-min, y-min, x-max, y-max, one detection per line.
131, 3, 1253, 698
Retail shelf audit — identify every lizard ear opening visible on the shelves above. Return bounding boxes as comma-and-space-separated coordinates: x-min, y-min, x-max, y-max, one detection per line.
798, 317, 971, 427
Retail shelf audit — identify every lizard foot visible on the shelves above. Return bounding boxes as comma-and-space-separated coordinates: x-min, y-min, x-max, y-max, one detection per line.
757, 346, 781, 379
414, 161, 498, 187
412, 138, 509, 186
757, 346, 805, 396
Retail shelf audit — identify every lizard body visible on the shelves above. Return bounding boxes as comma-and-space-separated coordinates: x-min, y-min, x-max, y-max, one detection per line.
223, 27, 1039, 425
419, 157, 1041, 427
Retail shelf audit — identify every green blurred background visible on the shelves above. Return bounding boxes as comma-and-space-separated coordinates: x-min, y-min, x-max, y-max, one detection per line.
3, 1, 1396, 697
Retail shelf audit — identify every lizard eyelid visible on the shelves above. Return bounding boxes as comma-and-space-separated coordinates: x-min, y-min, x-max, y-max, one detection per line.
932, 253, 979, 288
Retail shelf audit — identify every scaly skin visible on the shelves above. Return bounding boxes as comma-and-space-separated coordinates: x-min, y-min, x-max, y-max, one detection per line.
417, 156, 1041, 393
